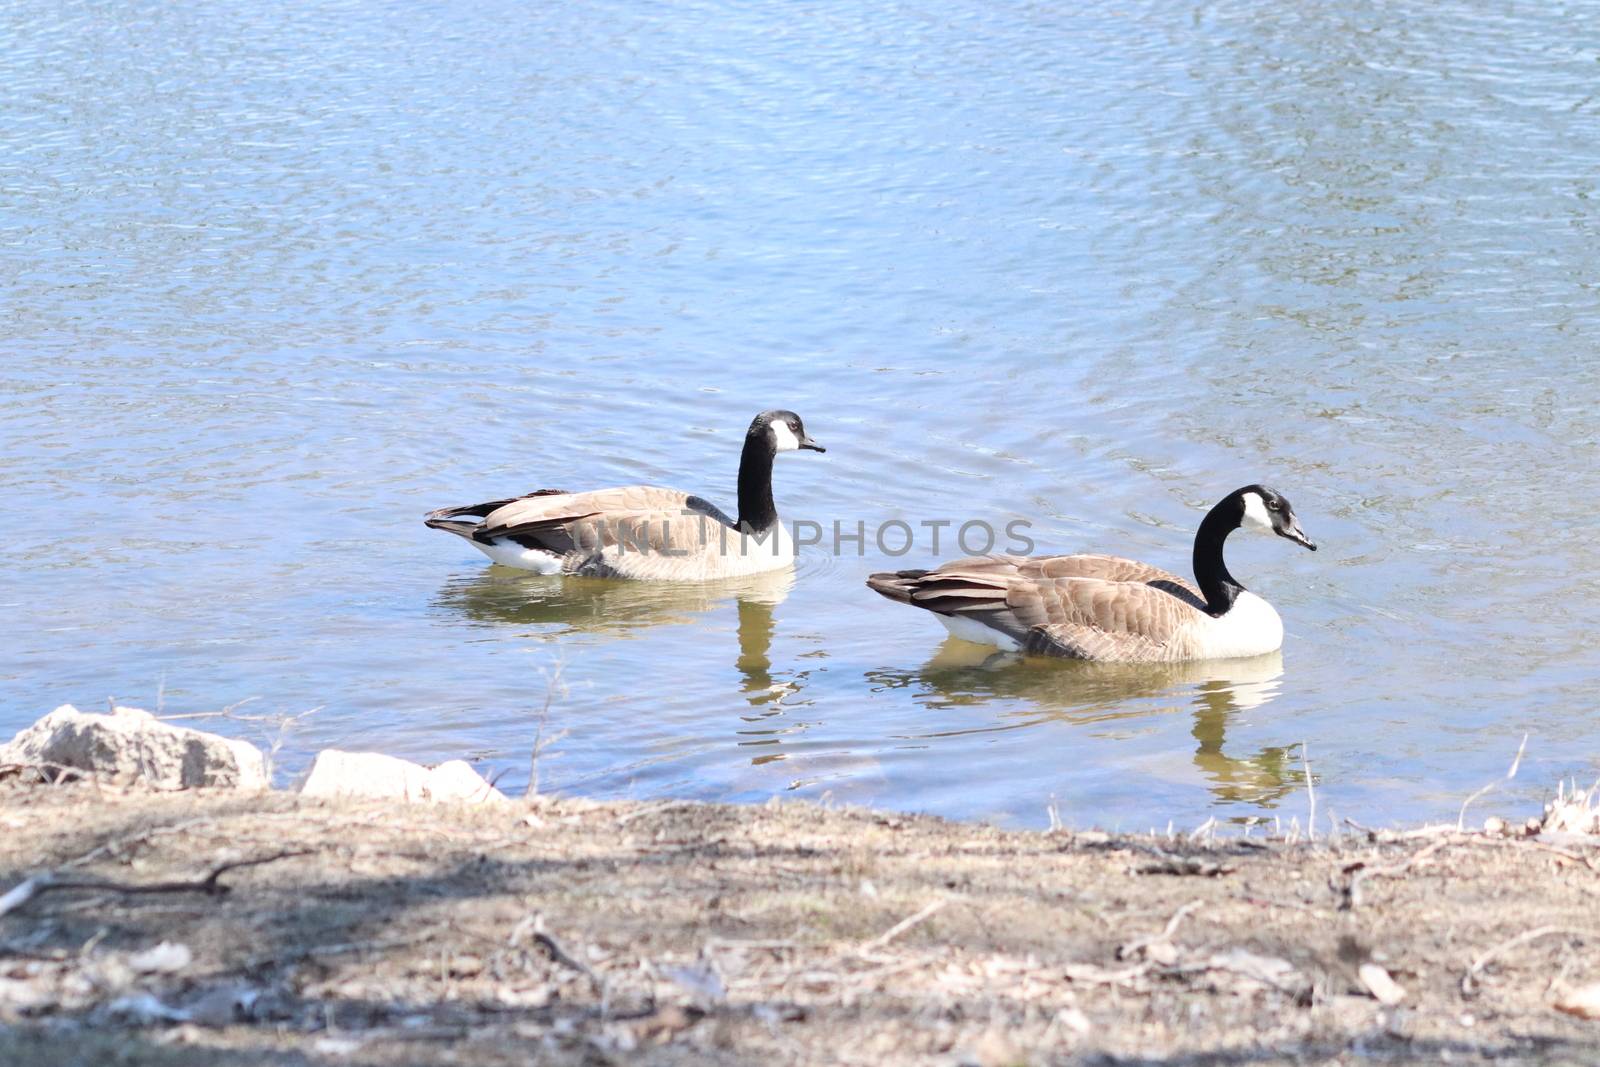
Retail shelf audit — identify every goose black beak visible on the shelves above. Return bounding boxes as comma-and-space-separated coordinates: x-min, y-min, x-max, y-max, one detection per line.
1281, 524, 1317, 551
800, 436, 826, 453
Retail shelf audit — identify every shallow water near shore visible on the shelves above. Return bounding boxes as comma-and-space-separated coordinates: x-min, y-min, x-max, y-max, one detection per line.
5, 0, 1600, 828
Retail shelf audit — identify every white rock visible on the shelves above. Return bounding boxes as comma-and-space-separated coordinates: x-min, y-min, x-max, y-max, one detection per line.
129, 941, 193, 974
298, 750, 507, 805
0, 706, 267, 791
1358, 962, 1407, 1006
1555, 982, 1600, 1020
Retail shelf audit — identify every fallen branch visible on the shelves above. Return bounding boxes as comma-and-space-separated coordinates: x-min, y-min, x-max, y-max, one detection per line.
1462, 925, 1591, 996
509, 914, 604, 994
1137, 853, 1235, 877
1239, 894, 1322, 914
1341, 837, 1454, 910
63, 815, 222, 870
533, 931, 601, 988
244, 927, 447, 972
859, 899, 947, 953
0, 878, 43, 918
615, 801, 699, 827
0, 760, 96, 787
1119, 899, 1203, 961
1167, 955, 1309, 1002
0, 850, 313, 919
1062, 960, 1154, 988
1464, 834, 1600, 871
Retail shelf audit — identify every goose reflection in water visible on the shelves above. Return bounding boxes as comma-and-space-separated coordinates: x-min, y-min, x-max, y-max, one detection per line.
432, 567, 818, 781
434, 567, 806, 708
866, 642, 1304, 810
432, 568, 795, 639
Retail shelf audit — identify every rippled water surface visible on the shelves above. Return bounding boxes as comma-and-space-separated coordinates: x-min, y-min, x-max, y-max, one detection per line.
5, 0, 1600, 828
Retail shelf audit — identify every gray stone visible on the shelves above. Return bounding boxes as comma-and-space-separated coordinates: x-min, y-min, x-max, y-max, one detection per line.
0, 705, 267, 790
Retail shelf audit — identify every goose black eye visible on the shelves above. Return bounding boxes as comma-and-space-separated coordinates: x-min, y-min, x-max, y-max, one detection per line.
1267, 500, 1281, 512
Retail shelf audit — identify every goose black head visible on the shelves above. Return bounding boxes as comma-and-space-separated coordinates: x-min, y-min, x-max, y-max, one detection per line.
1234, 485, 1316, 551
750, 410, 825, 454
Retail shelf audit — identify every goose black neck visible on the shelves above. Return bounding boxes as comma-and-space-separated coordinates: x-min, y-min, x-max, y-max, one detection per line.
1192, 500, 1244, 616
736, 434, 778, 533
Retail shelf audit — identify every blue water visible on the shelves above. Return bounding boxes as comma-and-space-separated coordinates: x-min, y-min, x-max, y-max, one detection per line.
4, 0, 1599, 828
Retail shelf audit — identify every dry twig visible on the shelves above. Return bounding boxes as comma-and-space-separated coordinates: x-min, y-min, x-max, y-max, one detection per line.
509, 914, 604, 994
616, 800, 700, 827
1457, 733, 1529, 832
859, 899, 947, 953
1118, 898, 1203, 961
0, 850, 312, 919
1341, 837, 1455, 910
63, 815, 221, 869
1462, 925, 1592, 996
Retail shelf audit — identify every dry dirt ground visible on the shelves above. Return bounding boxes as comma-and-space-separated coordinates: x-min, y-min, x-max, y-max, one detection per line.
1, 784, 1599, 1066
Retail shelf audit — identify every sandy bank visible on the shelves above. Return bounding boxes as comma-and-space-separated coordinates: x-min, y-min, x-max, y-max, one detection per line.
2, 784, 1599, 1066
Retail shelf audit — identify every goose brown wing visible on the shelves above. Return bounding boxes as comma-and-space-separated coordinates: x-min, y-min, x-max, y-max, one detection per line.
1022, 620, 1175, 662
478, 486, 726, 555
867, 553, 1210, 655
880, 553, 1201, 614
1008, 577, 1210, 661
1013, 553, 1192, 590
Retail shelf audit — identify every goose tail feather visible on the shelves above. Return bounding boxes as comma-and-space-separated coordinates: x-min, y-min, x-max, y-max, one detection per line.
423, 489, 571, 539
423, 515, 484, 540
866, 569, 932, 605
424, 500, 511, 540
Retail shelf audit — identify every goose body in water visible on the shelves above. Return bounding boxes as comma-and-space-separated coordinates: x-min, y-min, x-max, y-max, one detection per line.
866, 485, 1316, 662
426, 410, 824, 580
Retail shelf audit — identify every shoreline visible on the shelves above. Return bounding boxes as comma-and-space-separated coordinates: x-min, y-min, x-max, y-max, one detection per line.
5, 782, 1600, 1065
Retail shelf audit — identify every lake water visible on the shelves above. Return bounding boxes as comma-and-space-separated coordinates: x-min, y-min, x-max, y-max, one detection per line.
5, 0, 1600, 830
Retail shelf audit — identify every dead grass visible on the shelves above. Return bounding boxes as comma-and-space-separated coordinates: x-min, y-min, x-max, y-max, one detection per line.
1, 784, 1599, 1065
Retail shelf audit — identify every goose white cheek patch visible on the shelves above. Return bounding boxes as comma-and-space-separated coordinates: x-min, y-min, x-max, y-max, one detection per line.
1241, 492, 1274, 532
770, 422, 801, 452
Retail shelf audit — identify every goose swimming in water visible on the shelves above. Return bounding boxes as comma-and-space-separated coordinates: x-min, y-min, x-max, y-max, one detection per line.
425, 410, 824, 581
866, 485, 1316, 662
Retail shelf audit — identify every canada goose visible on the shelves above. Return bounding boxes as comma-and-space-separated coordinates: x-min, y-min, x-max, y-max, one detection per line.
866, 485, 1316, 662
425, 410, 824, 580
